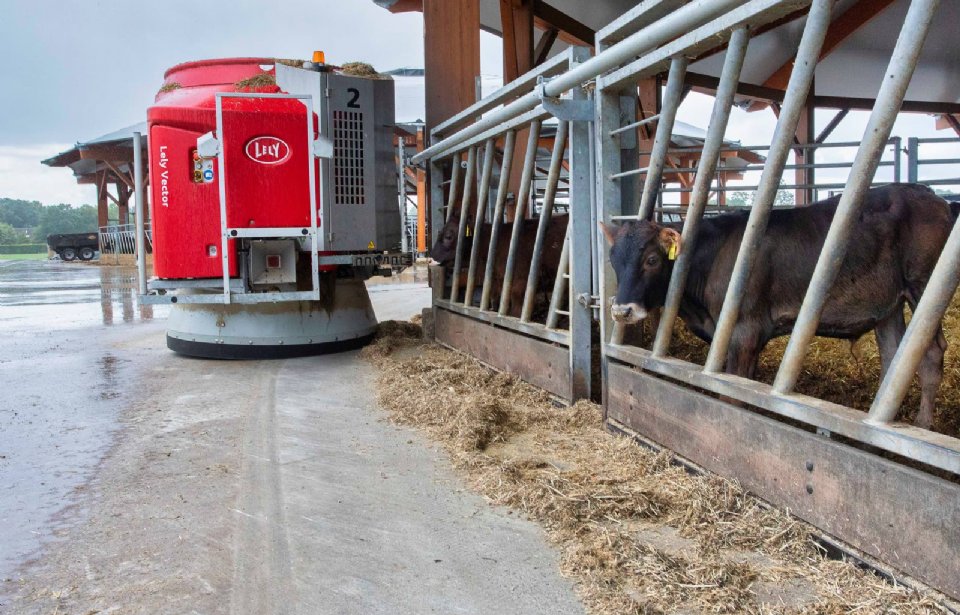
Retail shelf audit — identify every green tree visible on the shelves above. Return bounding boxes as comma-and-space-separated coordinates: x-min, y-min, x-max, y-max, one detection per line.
0, 222, 26, 244
35, 204, 99, 238
0, 198, 43, 228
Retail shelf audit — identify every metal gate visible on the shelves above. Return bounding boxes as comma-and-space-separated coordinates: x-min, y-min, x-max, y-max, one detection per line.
414, 0, 959, 600
412, 47, 594, 402
591, 0, 960, 601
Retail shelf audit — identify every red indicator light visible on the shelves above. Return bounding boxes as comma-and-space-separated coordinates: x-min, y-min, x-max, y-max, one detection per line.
266, 255, 282, 269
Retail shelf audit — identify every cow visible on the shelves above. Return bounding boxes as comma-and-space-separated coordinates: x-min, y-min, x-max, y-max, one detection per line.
601, 183, 952, 428
431, 208, 568, 319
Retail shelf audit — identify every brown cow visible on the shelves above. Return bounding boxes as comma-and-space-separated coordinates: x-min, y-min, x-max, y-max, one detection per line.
432, 210, 567, 319
602, 183, 952, 428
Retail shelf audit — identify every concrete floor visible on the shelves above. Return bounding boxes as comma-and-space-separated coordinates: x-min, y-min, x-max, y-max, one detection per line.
0, 261, 583, 614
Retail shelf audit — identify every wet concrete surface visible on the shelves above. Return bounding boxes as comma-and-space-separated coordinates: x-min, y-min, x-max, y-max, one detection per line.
0, 260, 583, 614
0, 260, 166, 587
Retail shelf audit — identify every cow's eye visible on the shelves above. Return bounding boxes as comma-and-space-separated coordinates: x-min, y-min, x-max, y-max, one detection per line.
646, 255, 659, 267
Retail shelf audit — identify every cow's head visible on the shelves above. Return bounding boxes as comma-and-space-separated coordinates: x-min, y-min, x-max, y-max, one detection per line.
601, 220, 681, 324
430, 210, 472, 266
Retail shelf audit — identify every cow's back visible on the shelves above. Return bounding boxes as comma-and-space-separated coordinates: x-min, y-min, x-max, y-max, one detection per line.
694, 184, 951, 339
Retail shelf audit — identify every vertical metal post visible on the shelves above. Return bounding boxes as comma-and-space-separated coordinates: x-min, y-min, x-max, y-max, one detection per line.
499, 119, 543, 316
464, 139, 496, 307
569, 86, 593, 401
703, 0, 832, 373
133, 132, 147, 297
450, 146, 477, 303
907, 136, 920, 183
637, 56, 689, 221
429, 157, 445, 249
521, 121, 569, 322
653, 26, 749, 357
774, 0, 940, 394
892, 136, 902, 183
398, 137, 409, 255
444, 151, 462, 223
546, 224, 571, 329
869, 218, 960, 423
480, 130, 517, 311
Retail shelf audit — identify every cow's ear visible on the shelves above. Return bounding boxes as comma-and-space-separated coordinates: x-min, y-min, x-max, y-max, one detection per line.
658, 227, 681, 260
599, 222, 618, 246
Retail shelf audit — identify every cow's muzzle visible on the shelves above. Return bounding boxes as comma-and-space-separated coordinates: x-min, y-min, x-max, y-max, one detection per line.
611, 302, 646, 324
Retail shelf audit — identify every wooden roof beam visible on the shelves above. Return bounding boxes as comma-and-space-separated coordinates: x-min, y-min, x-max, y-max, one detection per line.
532, 1, 594, 48
746, 0, 898, 111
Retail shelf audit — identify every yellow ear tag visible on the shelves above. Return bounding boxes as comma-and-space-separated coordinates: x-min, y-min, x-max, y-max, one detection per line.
667, 243, 678, 261
465, 225, 472, 238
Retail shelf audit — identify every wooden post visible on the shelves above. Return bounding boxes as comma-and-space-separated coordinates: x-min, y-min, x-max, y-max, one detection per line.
500, 0, 534, 221
423, 0, 480, 130
423, 0, 480, 245
117, 183, 130, 226
97, 171, 109, 228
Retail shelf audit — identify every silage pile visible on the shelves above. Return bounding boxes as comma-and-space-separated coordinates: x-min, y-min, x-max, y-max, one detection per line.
365, 322, 946, 614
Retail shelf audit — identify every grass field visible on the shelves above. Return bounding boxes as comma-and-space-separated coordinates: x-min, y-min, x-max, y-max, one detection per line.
0, 253, 50, 261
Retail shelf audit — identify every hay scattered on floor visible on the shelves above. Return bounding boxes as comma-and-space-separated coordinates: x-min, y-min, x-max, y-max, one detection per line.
235, 73, 276, 90
338, 61, 390, 80
365, 334, 947, 614
359, 319, 423, 360
157, 81, 181, 94
628, 297, 960, 436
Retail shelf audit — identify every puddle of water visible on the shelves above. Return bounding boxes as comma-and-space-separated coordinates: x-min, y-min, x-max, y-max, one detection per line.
0, 259, 168, 586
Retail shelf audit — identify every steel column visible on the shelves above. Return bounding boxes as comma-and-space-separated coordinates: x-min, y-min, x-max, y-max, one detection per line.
444, 152, 462, 223
774, 0, 941, 394
907, 136, 920, 183
521, 121, 568, 322
499, 120, 542, 316
480, 130, 518, 311
133, 132, 147, 297
703, 0, 832, 373
637, 56, 689, 221
569, 86, 593, 401
464, 139, 496, 307
450, 146, 478, 302
653, 26, 749, 357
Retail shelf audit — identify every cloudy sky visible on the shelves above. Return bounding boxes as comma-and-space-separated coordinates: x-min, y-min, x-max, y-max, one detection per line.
0, 1, 952, 206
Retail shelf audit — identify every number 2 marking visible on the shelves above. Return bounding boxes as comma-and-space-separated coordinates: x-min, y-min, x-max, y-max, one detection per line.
347, 88, 360, 108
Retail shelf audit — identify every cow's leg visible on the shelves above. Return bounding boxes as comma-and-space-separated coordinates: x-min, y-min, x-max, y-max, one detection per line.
724, 326, 762, 380
874, 305, 906, 380
906, 290, 947, 429
914, 326, 947, 429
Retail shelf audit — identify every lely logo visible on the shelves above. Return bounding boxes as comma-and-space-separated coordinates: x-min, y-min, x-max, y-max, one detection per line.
245, 136, 291, 165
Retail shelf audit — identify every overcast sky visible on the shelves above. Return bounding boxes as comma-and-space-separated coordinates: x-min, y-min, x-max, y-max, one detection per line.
0, 1, 953, 206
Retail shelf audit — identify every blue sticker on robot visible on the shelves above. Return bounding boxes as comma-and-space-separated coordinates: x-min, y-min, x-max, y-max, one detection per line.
203, 169, 214, 182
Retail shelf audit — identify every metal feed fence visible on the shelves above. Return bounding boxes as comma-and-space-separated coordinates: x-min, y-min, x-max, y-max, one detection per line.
99, 223, 152, 255
412, 46, 595, 402
416, 0, 959, 599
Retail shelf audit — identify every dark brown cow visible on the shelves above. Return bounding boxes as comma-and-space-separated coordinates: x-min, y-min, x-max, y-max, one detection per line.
602, 183, 952, 428
432, 210, 568, 318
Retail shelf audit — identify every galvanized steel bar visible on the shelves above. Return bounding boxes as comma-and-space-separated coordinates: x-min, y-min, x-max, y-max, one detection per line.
892, 136, 902, 182
464, 139, 496, 307
133, 131, 147, 297
637, 55, 689, 221
609, 114, 660, 136
569, 85, 594, 401
653, 26, 749, 357
774, 0, 940, 394
521, 120, 569, 322
411, 0, 748, 166
444, 152, 462, 223
907, 136, 920, 183
869, 219, 960, 423
499, 120, 543, 316
450, 146, 477, 303
546, 224, 571, 329
480, 130, 517, 311
429, 157, 445, 248
703, 0, 832, 373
